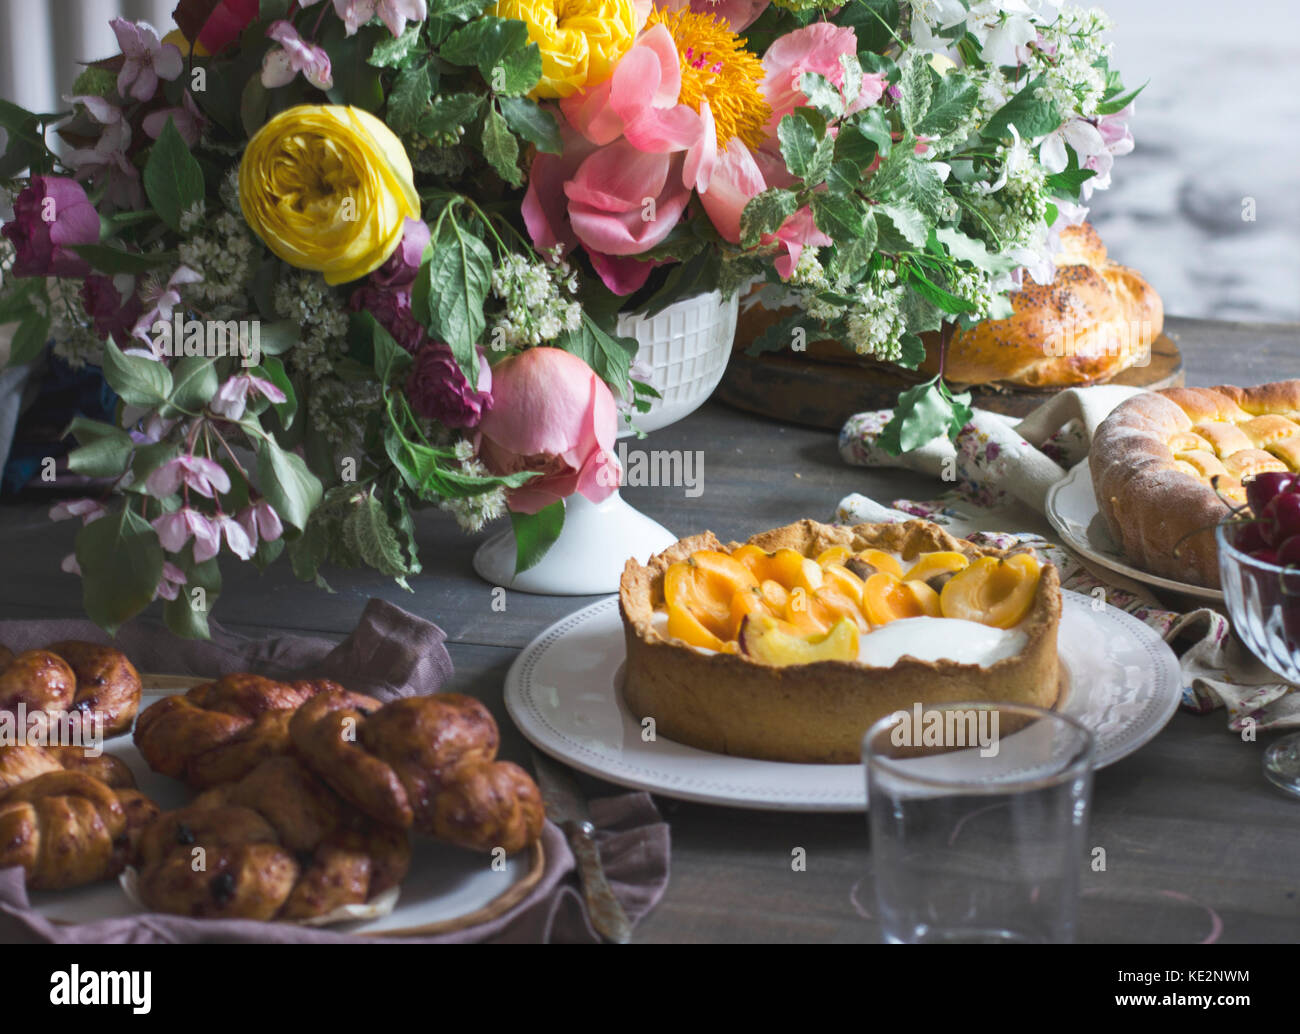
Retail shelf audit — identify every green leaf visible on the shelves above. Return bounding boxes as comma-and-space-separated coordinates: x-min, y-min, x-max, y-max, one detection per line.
480, 102, 523, 186
554, 312, 637, 395
369, 23, 424, 67
69, 244, 178, 275
103, 340, 173, 407
418, 92, 484, 135
423, 215, 493, 382
64, 418, 133, 478
240, 77, 269, 136
0, 279, 42, 325
906, 269, 975, 315
253, 356, 297, 429
163, 549, 222, 640
511, 502, 564, 574
875, 201, 929, 249
8, 310, 51, 366
811, 192, 870, 241
982, 77, 1062, 141
1096, 80, 1146, 116
798, 72, 844, 119
899, 52, 932, 133
744, 311, 820, 357
498, 96, 563, 153
837, 0, 900, 53
439, 16, 541, 97
778, 113, 817, 179
918, 71, 978, 139
1044, 166, 1097, 199
143, 118, 206, 232
387, 62, 436, 134
740, 187, 799, 248
167, 356, 219, 415
357, 311, 413, 385
877, 377, 971, 456
75, 507, 164, 635
343, 490, 413, 579
257, 436, 324, 532
897, 332, 927, 369
257, 320, 299, 355
127, 441, 180, 491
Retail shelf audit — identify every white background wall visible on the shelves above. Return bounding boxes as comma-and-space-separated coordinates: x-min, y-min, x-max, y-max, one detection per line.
1, 0, 1296, 321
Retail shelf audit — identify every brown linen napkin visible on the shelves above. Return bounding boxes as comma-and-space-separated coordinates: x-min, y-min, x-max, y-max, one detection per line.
0, 599, 670, 942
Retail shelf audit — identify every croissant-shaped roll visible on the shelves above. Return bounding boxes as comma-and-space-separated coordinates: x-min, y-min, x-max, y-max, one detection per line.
0, 771, 135, 890
137, 757, 409, 921
134, 675, 373, 788
43, 641, 142, 738
291, 690, 544, 854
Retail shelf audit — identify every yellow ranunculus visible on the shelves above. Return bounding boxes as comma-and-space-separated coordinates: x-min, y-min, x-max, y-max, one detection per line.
239, 105, 420, 286
492, 0, 640, 99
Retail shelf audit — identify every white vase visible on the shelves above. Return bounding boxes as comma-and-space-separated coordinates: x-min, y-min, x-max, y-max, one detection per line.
615, 288, 740, 435
471, 491, 678, 596
472, 290, 738, 595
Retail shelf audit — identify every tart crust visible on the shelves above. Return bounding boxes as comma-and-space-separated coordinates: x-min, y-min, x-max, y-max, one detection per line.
619, 519, 1062, 764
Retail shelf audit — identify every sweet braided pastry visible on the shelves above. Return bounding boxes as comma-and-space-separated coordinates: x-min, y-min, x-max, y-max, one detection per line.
136, 757, 410, 921
291, 690, 544, 855
0, 769, 159, 890
1091, 381, 1300, 587
0, 641, 141, 737
134, 674, 380, 788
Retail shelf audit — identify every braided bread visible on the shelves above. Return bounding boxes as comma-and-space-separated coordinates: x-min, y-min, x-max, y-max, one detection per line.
1091, 381, 1300, 587
0, 642, 141, 737
134, 674, 380, 788
0, 744, 136, 791
137, 757, 410, 921
0, 771, 159, 890
291, 691, 544, 854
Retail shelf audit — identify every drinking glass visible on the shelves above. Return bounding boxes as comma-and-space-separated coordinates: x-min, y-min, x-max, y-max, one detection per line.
864, 702, 1095, 944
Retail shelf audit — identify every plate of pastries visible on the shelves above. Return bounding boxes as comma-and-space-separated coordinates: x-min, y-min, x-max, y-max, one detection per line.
0, 642, 546, 933
1050, 379, 1300, 597
507, 519, 1181, 810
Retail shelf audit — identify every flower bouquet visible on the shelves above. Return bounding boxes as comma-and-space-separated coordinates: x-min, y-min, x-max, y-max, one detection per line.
0, 0, 1139, 637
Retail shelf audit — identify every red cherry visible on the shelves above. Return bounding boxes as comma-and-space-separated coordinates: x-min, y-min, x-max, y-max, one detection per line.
1261, 492, 1300, 547
1231, 521, 1271, 553
1246, 472, 1300, 516
1279, 536, 1300, 567
1249, 550, 1279, 565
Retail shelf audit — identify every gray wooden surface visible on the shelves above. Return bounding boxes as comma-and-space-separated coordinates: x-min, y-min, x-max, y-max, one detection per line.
2, 315, 1299, 943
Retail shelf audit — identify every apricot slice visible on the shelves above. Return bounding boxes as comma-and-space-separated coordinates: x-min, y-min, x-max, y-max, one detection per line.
782, 586, 832, 636
904, 551, 970, 586
664, 551, 759, 639
727, 586, 775, 641
861, 573, 942, 626
815, 546, 851, 568
846, 549, 904, 580
739, 615, 859, 667
666, 601, 730, 652
759, 579, 791, 611
939, 553, 1042, 629
734, 547, 823, 592
822, 563, 866, 600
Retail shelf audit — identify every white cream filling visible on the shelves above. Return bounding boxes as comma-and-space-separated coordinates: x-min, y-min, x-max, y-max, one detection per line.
649, 611, 1027, 668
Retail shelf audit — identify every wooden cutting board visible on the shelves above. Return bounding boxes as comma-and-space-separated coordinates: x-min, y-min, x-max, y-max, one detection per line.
715, 325, 1184, 431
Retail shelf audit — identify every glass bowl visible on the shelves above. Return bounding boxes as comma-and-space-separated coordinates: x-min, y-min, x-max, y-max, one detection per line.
1216, 522, 1300, 682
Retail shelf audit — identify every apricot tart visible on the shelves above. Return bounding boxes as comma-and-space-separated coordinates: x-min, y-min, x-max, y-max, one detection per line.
1090, 381, 1300, 588
619, 520, 1062, 764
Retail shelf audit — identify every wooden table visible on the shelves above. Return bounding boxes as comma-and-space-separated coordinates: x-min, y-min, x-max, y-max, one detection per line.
2, 316, 1298, 943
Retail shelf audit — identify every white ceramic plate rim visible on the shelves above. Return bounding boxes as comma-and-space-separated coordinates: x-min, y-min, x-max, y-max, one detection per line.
504, 590, 1183, 812
1046, 460, 1224, 602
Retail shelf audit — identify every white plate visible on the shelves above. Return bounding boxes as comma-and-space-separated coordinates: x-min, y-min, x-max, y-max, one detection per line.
1046, 460, 1224, 603
26, 694, 542, 936
504, 590, 1183, 812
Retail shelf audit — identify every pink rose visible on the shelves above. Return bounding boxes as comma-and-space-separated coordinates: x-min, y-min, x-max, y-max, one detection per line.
760, 23, 887, 136
80, 275, 143, 346
477, 348, 620, 515
196, 0, 261, 53
371, 218, 430, 289
1, 176, 100, 278
407, 343, 493, 429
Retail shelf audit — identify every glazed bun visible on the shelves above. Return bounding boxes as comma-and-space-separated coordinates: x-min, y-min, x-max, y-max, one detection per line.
922, 223, 1163, 388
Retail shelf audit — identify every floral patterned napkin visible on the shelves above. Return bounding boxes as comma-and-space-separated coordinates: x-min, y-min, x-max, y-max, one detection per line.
836, 387, 1300, 732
